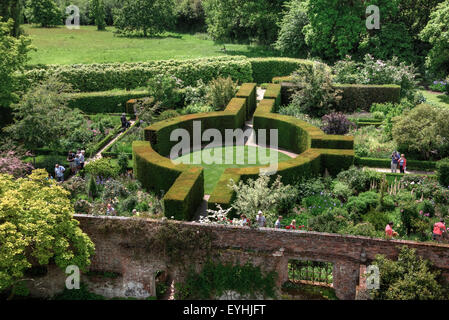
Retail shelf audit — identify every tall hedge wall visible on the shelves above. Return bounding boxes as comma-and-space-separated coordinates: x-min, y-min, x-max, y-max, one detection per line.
236, 83, 257, 120
271, 76, 401, 112
263, 84, 282, 111
164, 167, 204, 221
24, 56, 253, 92
249, 58, 314, 84
66, 90, 148, 113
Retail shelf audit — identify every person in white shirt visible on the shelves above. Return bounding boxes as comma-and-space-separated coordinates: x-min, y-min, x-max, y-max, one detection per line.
54, 164, 65, 182
79, 150, 85, 169
256, 210, 267, 227
275, 215, 283, 229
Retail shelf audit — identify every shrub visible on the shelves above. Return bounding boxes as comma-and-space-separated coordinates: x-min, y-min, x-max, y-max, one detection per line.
182, 103, 215, 115
340, 222, 379, 237
289, 62, 342, 117
429, 80, 447, 93
364, 209, 390, 231
117, 152, 129, 175
392, 104, 449, 160
206, 76, 237, 111
184, 79, 208, 105
372, 246, 447, 300
320, 112, 355, 135
332, 181, 353, 202
0, 151, 34, 178
437, 158, 449, 187
308, 208, 349, 234
399, 203, 420, 235
102, 178, 130, 200
158, 110, 181, 121
336, 166, 380, 194
148, 74, 184, 110
346, 191, 380, 221
84, 158, 120, 179
249, 58, 314, 84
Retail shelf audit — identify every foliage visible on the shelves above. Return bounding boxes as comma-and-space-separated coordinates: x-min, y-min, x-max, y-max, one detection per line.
289, 62, 342, 117
0, 169, 95, 291
147, 74, 184, 110
274, 0, 309, 57
84, 158, 120, 179
183, 79, 208, 105
90, 0, 106, 31
340, 222, 379, 238
175, 261, 277, 299
392, 104, 449, 160
345, 191, 380, 222
0, 18, 33, 109
25, 0, 61, 27
113, 0, 175, 37
52, 282, 105, 300
333, 55, 418, 100
182, 103, 214, 115
203, 0, 284, 45
278, 105, 322, 127
4, 77, 92, 152
206, 76, 237, 111
420, 0, 449, 76
117, 152, 129, 175
158, 110, 181, 121
372, 246, 447, 300
0, 151, 33, 178
229, 175, 297, 225
302, 194, 341, 216
336, 166, 380, 194
332, 181, 353, 202
437, 158, 449, 187
429, 80, 447, 93
320, 112, 354, 135
308, 208, 349, 234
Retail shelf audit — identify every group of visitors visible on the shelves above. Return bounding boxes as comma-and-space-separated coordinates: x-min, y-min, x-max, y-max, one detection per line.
385, 219, 448, 243
390, 151, 407, 173
240, 212, 304, 231
67, 149, 86, 174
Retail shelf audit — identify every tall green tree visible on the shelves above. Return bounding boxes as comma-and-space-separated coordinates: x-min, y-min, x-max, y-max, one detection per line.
25, 0, 61, 27
90, 0, 106, 30
203, 0, 285, 45
420, 0, 449, 76
113, 0, 175, 37
0, 0, 23, 37
0, 18, 32, 111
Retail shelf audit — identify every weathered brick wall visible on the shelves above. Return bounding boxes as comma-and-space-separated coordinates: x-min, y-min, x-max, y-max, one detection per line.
27, 215, 449, 300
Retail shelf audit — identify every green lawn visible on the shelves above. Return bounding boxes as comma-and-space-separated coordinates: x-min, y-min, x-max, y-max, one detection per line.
174, 146, 292, 194
24, 25, 276, 65
420, 90, 449, 109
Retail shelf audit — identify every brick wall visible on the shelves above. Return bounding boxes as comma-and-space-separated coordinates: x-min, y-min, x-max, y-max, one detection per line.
27, 215, 449, 300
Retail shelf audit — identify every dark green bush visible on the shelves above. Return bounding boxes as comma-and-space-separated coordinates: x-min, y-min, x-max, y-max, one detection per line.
249, 58, 314, 84
437, 158, 449, 187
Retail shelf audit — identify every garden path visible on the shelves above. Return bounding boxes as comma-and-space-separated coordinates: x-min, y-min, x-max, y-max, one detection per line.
365, 167, 435, 175
85, 120, 135, 165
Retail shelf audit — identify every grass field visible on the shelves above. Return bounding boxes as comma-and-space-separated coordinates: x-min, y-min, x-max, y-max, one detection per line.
24, 25, 276, 65
420, 90, 449, 109
174, 146, 292, 194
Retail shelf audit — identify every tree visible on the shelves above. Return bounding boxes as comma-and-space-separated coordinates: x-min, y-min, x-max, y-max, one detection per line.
0, 169, 95, 294
203, 0, 284, 45
0, 0, 24, 37
4, 77, 88, 152
229, 175, 297, 225
0, 18, 32, 111
113, 0, 176, 37
90, 0, 106, 30
275, 0, 309, 57
420, 0, 449, 76
392, 104, 449, 160
25, 0, 61, 27
372, 246, 447, 300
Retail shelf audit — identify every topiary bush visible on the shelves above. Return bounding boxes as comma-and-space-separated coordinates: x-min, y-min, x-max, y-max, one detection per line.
321, 112, 355, 135
437, 158, 449, 187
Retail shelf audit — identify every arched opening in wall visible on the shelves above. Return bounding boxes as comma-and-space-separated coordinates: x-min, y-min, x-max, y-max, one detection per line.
282, 259, 337, 300
155, 270, 172, 300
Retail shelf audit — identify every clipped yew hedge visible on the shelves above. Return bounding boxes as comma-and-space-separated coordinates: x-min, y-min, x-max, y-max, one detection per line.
164, 167, 204, 221
236, 83, 257, 120
249, 58, 314, 84
25, 56, 253, 92
66, 90, 148, 113
263, 84, 282, 111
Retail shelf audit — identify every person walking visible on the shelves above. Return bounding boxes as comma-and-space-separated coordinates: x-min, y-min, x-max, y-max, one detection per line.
385, 221, 398, 239
391, 151, 400, 173
433, 219, 446, 242
74, 154, 81, 174
121, 113, 130, 130
399, 154, 407, 173
256, 210, 267, 227
275, 216, 283, 229
54, 164, 66, 183
79, 150, 85, 170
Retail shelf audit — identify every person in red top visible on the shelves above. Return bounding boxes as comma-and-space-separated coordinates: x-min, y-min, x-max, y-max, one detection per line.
433, 219, 446, 242
399, 154, 407, 173
385, 221, 398, 239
